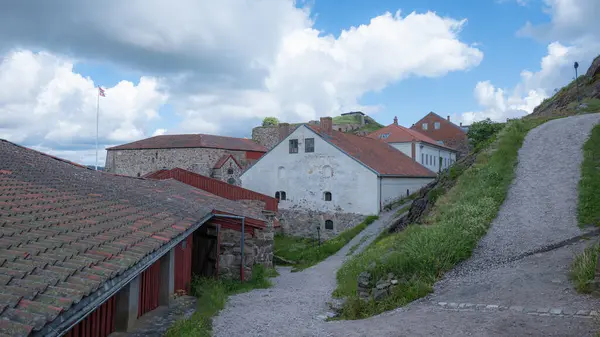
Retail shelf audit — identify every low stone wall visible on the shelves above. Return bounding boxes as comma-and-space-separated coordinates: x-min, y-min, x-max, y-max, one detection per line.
278, 209, 365, 240
218, 225, 274, 280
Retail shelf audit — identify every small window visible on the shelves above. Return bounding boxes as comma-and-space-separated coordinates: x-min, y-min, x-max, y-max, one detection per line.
227, 178, 236, 184
421, 153, 424, 164
434, 122, 440, 129
305, 138, 315, 153
422, 123, 428, 130
324, 191, 332, 201
227, 168, 234, 174
379, 133, 390, 139
137, 172, 141, 177
325, 220, 333, 230
280, 191, 286, 200
289, 139, 298, 154
275, 191, 280, 200
426, 155, 429, 165
338, 128, 342, 131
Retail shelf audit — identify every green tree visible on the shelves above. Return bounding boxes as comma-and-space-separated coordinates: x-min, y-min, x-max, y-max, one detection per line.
262, 117, 280, 126
467, 118, 505, 150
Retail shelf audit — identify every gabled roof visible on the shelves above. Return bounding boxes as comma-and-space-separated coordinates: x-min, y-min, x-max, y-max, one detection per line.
367, 123, 456, 151
412, 111, 466, 134
305, 125, 436, 177
213, 155, 241, 169
106, 134, 267, 152
0, 139, 265, 336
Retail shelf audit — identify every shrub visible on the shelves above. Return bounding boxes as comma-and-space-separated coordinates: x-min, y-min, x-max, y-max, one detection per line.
467, 118, 505, 149
262, 117, 279, 126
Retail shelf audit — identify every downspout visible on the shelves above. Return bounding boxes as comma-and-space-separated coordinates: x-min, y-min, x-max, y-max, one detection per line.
212, 214, 246, 282
379, 176, 382, 212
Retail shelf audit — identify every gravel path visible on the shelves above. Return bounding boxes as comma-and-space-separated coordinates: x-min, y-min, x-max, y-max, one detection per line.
213, 113, 600, 337
212, 209, 399, 337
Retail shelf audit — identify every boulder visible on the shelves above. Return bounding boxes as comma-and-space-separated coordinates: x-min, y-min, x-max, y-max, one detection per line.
373, 287, 389, 301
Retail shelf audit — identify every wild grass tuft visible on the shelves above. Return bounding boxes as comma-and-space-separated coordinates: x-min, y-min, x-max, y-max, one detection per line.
570, 245, 600, 293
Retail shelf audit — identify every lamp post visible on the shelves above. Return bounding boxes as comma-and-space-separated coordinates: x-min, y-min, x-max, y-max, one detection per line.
574, 62, 581, 104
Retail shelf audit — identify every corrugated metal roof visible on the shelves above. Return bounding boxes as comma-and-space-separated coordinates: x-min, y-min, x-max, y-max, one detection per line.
106, 134, 267, 152
306, 125, 436, 177
0, 139, 265, 336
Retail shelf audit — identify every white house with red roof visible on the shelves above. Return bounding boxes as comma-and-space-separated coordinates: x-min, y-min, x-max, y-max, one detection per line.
240, 117, 436, 238
368, 117, 458, 173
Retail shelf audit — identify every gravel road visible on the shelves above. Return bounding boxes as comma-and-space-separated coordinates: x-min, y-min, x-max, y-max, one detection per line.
212, 113, 600, 337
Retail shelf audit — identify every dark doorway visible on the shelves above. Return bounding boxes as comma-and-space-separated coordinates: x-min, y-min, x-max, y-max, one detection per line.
192, 225, 218, 277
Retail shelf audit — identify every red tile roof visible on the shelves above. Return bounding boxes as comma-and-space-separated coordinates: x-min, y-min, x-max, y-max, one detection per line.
106, 134, 268, 152
0, 139, 265, 336
213, 155, 241, 169
306, 126, 436, 177
367, 124, 455, 151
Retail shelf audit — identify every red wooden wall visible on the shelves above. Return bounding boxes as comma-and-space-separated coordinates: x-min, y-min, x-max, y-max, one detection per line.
245, 151, 264, 160
64, 296, 116, 337
174, 235, 193, 292
138, 260, 161, 318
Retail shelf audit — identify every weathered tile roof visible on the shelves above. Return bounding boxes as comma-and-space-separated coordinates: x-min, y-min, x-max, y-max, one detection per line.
106, 134, 267, 153
213, 155, 241, 169
0, 139, 265, 336
367, 123, 456, 151
306, 126, 436, 177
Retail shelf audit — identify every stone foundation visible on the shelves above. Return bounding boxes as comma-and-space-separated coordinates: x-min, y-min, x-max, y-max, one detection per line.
218, 225, 274, 280
278, 209, 365, 240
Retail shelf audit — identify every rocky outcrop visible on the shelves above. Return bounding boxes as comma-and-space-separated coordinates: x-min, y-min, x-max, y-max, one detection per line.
357, 271, 399, 302
532, 54, 600, 117
585, 55, 600, 79
387, 151, 477, 233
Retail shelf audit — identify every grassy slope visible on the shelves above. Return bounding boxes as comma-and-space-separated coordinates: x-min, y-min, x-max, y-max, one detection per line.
165, 266, 278, 337
334, 117, 553, 319
274, 215, 379, 271
578, 124, 600, 227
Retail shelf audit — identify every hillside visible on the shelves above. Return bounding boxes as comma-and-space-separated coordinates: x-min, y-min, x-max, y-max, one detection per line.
532, 54, 600, 117
332, 114, 384, 134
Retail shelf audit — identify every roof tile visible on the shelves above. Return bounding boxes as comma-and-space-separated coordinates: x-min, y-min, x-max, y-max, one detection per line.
306, 125, 436, 177
0, 286, 38, 300
106, 134, 267, 152
16, 299, 62, 322
0, 318, 33, 337
0, 293, 22, 308
1, 308, 46, 331
33, 295, 73, 311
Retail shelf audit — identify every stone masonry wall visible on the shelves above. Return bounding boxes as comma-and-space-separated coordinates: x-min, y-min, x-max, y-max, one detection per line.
105, 147, 249, 179
252, 126, 281, 150
278, 209, 365, 240
218, 225, 274, 280
211, 157, 243, 186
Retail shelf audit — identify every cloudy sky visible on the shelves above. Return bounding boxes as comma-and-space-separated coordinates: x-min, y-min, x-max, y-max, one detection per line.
0, 0, 598, 165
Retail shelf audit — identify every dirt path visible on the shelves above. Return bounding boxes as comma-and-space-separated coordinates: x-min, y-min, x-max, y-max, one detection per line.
213, 114, 600, 337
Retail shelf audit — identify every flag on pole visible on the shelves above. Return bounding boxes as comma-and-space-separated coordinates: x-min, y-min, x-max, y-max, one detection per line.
98, 86, 106, 97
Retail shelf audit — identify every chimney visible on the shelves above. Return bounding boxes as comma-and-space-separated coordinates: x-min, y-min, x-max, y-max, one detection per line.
447, 115, 450, 121
278, 123, 290, 141
320, 117, 333, 134
393, 116, 398, 125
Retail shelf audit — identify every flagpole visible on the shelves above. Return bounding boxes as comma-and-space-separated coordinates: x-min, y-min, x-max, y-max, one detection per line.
95, 87, 99, 171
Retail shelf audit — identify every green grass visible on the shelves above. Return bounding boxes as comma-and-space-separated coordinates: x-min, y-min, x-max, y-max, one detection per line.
274, 216, 379, 271
570, 245, 600, 293
578, 124, 600, 227
333, 115, 362, 124
165, 265, 278, 337
333, 117, 553, 319
346, 235, 372, 256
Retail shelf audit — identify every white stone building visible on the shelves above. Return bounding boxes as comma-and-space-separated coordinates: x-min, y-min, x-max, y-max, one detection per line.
368, 117, 458, 173
241, 117, 436, 238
